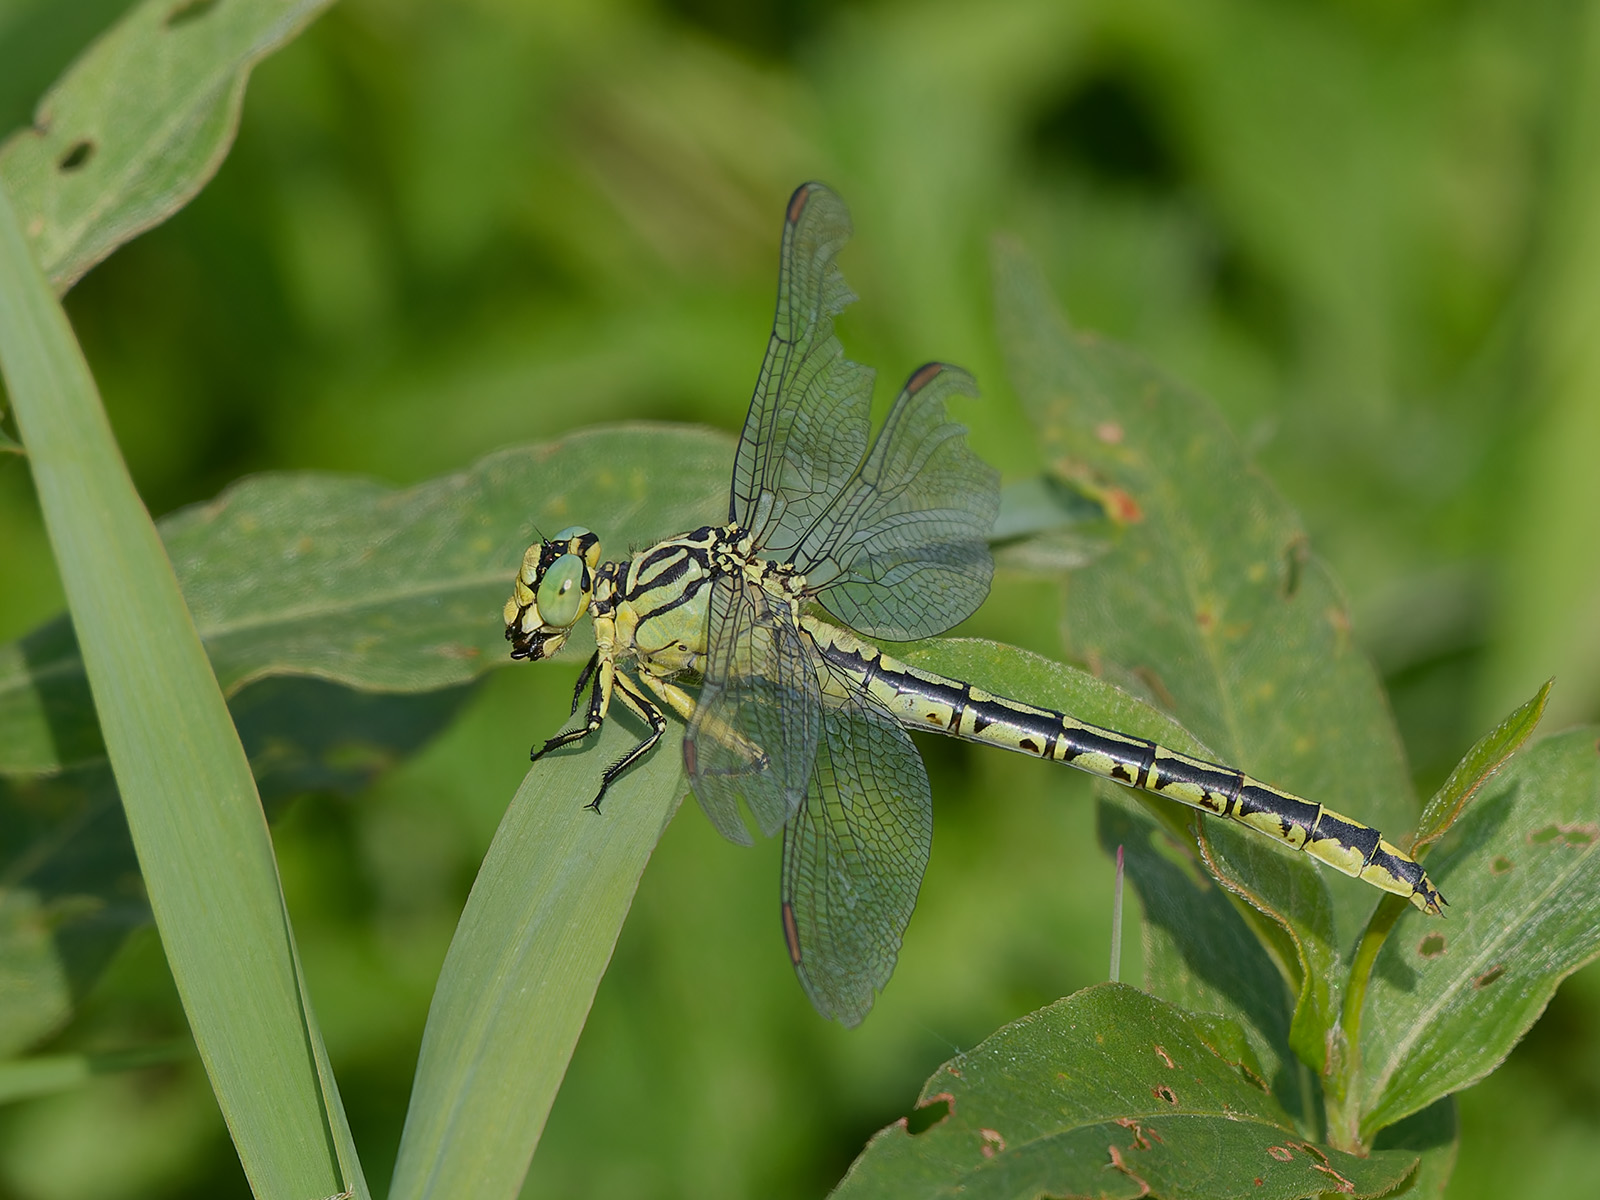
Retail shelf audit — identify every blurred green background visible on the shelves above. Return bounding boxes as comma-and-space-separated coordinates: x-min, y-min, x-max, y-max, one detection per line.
3, 0, 1599, 1196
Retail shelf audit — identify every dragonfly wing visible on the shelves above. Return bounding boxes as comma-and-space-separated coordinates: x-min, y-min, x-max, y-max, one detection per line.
730, 183, 876, 549
801, 363, 1000, 641
685, 572, 822, 844
780, 664, 932, 1027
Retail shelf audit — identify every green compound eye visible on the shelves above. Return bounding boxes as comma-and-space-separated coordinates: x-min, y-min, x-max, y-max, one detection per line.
535, 554, 586, 628
551, 525, 591, 543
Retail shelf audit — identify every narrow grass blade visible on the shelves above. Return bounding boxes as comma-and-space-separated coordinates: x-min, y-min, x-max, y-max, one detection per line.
389, 719, 686, 1200
0, 184, 363, 1199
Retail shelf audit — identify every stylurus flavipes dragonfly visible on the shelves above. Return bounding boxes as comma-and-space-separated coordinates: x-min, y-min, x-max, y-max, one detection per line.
505, 183, 1444, 1026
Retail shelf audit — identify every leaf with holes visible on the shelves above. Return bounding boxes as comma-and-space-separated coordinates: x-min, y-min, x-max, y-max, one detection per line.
831, 983, 1418, 1200
0, 0, 335, 292
995, 243, 1424, 1074
1358, 728, 1600, 1138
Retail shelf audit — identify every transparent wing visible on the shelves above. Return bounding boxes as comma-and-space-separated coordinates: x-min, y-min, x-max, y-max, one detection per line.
730, 183, 877, 550
797, 363, 1000, 641
780, 662, 932, 1027
684, 573, 821, 845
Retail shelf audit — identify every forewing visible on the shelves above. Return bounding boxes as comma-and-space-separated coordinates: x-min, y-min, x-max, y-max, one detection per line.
780, 668, 932, 1026
802, 363, 1000, 641
684, 573, 821, 844
731, 183, 875, 549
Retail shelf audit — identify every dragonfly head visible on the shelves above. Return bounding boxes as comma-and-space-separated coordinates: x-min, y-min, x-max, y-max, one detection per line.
504, 525, 601, 660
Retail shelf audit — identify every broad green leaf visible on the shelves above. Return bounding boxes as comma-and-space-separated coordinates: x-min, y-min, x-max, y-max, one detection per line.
0, 1041, 190, 1105
0, 177, 360, 1196
0, 679, 476, 1057
389, 718, 685, 1200
1358, 728, 1600, 1138
0, 431, 725, 1058
831, 983, 1417, 1200
995, 242, 1417, 1069
0, 427, 732, 776
0, 0, 335, 292
899, 638, 1306, 1123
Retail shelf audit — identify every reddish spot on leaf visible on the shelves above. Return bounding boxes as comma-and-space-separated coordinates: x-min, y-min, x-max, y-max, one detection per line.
1095, 421, 1125, 444
1196, 609, 1216, 634
1255, 1178, 1264, 1187
1267, 1146, 1294, 1162
1105, 487, 1144, 524
979, 1128, 1005, 1158
1476, 964, 1507, 988
1491, 855, 1514, 875
1417, 933, 1447, 959
1153, 1044, 1175, 1069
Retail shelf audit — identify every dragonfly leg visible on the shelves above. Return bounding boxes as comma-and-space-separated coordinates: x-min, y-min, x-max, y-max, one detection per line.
531, 652, 615, 762
570, 650, 601, 716
638, 671, 771, 779
587, 673, 668, 813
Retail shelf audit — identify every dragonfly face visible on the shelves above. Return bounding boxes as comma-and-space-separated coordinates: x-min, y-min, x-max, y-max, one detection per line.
503, 525, 601, 661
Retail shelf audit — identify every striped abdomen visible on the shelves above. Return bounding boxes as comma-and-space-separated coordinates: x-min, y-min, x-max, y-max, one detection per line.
809, 623, 1444, 915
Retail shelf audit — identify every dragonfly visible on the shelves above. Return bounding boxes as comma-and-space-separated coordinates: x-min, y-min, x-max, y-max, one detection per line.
504, 182, 1445, 1026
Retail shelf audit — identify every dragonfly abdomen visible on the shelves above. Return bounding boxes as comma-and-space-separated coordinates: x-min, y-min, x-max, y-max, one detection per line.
808, 621, 1444, 916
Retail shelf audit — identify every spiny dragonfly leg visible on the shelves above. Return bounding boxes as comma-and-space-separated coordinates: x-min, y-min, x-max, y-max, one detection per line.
531, 651, 611, 762
586, 674, 668, 813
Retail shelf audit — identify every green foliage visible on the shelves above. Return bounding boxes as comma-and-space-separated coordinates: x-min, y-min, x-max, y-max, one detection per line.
834, 985, 1417, 1200
3, 1, 1600, 1198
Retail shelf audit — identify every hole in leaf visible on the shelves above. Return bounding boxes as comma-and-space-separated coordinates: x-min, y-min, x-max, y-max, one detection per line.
1267, 1145, 1294, 1162
979, 1127, 1006, 1158
1475, 964, 1506, 988
906, 1093, 952, 1135
1491, 855, 1514, 875
57, 140, 93, 171
1282, 535, 1309, 600
1152, 1085, 1178, 1105
166, 0, 219, 27
1417, 933, 1447, 959
1563, 825, 1597, 848
1530, 824, 1563, 845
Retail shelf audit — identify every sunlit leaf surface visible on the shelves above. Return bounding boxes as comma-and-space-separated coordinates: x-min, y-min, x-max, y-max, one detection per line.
995, 243, 1421, 1070
832, 984, 1417, 1200
1359, 728, 1600, 1137
0, 0, 336, 292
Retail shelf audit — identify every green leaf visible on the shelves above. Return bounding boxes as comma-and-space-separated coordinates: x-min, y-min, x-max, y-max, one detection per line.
389, 718, 686, 1200
0, 172, 360, 1195
1370, 1098, 1459, 1200
0, 0, 336, 293
831, 983, 1418, 1200
995, 241, 1416, 1070
0, 427, 732, 776
1414, 679, 1552, 852
1358, 728, 1600, 1137
0, 431, 726, 1058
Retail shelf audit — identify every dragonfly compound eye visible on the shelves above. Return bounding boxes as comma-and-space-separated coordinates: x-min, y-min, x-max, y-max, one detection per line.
535, 553, 586, 627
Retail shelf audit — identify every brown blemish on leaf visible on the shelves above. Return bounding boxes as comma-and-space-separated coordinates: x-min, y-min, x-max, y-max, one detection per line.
1115, 1118, 1159, 1149
1491, 855, 1514, 875
978, 1128, 1005, 1158
1417, 932, 1447, 959
1106, 1144, 1152, 1197
1297, 1142, 1329, 1165
166, 0, 219, 27
1096, 421, 1124, 444
1311, 1163, 1356, 1193
1267, 1146, 1294, 1162
1133, 666, 1178, 711
1105, 487, 1144, 524
1196, 608, 1217, 634
1475, 964, 1507, 988
1153, 1044, 1175, 1069
1152, 1085, 1178, 1105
